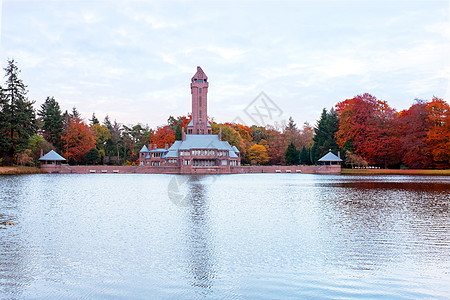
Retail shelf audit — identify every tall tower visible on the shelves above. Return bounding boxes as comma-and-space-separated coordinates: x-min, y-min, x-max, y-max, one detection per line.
188, 66, 211, 135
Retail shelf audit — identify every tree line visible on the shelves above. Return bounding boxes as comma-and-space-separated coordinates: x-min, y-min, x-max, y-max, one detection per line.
1, 60, 449, 169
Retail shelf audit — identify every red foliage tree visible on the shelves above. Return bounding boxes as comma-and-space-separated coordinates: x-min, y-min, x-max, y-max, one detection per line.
397, 100, 433, 169
335, 93, 401, 168
61, 120, 96, 163
264, 128, 285, 165
149, 125, 175, 148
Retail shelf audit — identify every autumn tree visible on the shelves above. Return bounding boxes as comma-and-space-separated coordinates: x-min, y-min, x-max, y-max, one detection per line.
211, 124, 242, 148
264, 127, 285, 165
247, 144, 269, 165
149, 125, 175, 148
345, 152, 368, 169
62, 119, 96, 163
335, 93, 401, 168
397, 100, 433, 169
38, 96, 64, 151
425, 97, 450, 168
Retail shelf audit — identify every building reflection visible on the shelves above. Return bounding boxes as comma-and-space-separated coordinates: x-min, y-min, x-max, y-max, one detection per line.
183, 176, 216, 295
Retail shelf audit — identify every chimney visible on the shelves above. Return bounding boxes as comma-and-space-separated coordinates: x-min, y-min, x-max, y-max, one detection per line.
165, 143, 168, 150
40, 148, 44, 158
154, 144, 157, 150
338, 151, 341, 158
182, 126, 186, 141
219, 127, 222, 140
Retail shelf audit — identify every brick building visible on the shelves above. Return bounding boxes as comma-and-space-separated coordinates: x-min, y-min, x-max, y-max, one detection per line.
139, 67, 241, 173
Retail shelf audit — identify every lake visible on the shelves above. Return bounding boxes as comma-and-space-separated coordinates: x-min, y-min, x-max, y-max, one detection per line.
1, 174, 449, 299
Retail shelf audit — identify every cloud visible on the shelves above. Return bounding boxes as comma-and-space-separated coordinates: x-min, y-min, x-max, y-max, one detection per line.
1, 0, 448, 128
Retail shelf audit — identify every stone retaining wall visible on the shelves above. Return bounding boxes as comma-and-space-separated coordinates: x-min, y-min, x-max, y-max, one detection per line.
41, 164, 341, 174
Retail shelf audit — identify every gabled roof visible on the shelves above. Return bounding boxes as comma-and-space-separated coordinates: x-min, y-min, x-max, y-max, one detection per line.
39, 150, 66, 161
232, 146, 240, 153
318, 152, 342, 162
140, 145, 149, 153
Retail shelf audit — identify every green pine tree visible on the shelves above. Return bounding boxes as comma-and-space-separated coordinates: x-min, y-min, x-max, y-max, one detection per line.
285, 142, 299, 165
175, 125, 182, 140
38, 97, 64, 151
90, 113, 100, 125
300, 146, 309, 165
311, 108, 340, 163
0, 59, 37, 164
84, 147, 100, 165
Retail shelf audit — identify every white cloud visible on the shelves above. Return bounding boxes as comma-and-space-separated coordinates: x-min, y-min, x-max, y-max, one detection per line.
1, 0, 448, 128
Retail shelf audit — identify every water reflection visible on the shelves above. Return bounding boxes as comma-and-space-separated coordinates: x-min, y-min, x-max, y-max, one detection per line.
314, 176, 450, 273
183, 176, 216, 295
0, 174, 449, 299
0, 176, 30, 299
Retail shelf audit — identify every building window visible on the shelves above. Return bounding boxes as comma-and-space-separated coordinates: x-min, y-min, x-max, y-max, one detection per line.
199, 88, 202, 93
199, 96, 202, 106
198, 79, 203, 83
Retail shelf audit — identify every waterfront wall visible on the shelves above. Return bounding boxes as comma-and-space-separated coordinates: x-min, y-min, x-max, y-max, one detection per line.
41, 164, 341, 174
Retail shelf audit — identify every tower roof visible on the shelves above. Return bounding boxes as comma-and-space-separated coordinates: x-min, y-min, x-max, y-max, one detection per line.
192, 66, 207, 81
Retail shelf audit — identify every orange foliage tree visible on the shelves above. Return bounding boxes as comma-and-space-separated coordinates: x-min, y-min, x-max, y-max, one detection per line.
149, 125, 175, 148
247, 144, 269, 165
425, 97, 450, 168
62, 120, 96, 163
335, 93, 401, 168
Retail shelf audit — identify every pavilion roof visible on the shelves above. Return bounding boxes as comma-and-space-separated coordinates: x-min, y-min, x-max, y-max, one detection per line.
39, 150, 66, 161
318, 151, 342, 162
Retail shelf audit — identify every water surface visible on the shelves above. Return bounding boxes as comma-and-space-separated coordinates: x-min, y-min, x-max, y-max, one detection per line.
1, 174, 449, 299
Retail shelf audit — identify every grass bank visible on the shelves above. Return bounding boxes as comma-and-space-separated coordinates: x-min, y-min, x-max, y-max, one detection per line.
342, 168, 450, 176
0, 166, 45, 175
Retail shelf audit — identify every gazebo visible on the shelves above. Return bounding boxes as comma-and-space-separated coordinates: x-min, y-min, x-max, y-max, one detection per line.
39, 150, 66, 166
318, 151, 342, 165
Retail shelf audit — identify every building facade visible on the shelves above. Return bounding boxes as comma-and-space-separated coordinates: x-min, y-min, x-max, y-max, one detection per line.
139, 66, 241, 173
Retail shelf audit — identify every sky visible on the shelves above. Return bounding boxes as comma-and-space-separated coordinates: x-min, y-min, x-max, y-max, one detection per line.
1, 0, 449, 129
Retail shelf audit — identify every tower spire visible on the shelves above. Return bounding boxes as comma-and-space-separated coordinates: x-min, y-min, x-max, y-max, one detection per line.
188, 66, 211, 135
